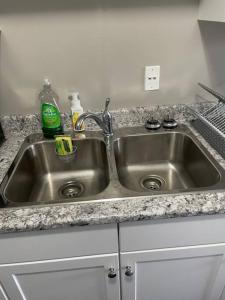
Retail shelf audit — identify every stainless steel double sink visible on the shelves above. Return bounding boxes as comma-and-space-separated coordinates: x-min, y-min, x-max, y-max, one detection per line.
1, 124, 225, 207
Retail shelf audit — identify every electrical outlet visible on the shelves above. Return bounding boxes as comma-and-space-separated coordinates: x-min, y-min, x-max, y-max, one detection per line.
145, 66, 160, 91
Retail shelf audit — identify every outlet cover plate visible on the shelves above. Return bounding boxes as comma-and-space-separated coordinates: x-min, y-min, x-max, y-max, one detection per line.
145, 66, 160, 91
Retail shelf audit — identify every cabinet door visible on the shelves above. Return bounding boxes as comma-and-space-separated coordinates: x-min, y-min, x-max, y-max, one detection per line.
121, 244, 225, 300
0, 253, 120, 300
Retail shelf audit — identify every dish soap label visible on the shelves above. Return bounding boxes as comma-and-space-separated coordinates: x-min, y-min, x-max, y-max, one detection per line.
41, 103, 61, 128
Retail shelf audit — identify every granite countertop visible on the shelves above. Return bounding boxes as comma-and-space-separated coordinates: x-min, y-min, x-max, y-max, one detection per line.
1, 103, 225, 234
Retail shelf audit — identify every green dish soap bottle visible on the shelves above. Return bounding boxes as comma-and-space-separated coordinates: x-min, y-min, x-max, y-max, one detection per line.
39, 79, 63, 138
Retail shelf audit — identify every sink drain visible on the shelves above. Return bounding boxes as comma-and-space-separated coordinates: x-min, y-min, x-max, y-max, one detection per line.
58, 181, 84, 198
140, 176, 165, 191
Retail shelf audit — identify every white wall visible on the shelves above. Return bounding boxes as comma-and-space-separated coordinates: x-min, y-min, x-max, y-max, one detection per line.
0, 0, 210, 114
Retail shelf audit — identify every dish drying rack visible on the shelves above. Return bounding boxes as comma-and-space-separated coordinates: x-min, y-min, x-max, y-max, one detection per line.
188, 83, 225, 159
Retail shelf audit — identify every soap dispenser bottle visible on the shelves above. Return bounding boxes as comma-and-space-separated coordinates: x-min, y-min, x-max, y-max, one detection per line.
68, 92, 84, 130
39, 79, 63, 138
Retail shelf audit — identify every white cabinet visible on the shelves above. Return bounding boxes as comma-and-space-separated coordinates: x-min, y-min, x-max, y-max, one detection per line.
199, 0, 225, 22
0, 253, 119, 300
0, 224, 120, 300
3, 215, 225, 299
120, 216, 225, 300
121, 245, 225, 300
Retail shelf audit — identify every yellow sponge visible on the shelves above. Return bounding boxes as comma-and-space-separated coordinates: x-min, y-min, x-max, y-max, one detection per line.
55, 135, 73, 156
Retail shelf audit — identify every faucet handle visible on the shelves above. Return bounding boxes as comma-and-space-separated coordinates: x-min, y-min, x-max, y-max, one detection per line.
104, 98, 111, 111
103, 98, 111, 117
102, 97, 113, 136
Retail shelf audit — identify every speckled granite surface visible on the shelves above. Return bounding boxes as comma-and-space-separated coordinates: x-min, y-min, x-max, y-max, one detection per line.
1, 102, 225, 234
1, 102, 209, 137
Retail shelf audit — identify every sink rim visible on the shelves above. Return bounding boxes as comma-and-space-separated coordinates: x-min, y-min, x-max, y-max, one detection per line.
1, 124, 225, 208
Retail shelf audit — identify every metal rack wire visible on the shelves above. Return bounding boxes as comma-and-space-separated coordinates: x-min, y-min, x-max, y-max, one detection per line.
188, 83, 225, 159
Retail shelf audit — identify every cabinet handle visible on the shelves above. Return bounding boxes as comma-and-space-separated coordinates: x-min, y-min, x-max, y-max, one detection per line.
108, 267, 117, 278
125, 266, 134, 277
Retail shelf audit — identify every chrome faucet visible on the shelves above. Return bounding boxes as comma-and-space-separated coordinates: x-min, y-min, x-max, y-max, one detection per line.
75, 98, 113, 136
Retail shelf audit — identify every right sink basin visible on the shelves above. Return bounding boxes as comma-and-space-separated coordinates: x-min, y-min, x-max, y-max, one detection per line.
114, 130, 222, 193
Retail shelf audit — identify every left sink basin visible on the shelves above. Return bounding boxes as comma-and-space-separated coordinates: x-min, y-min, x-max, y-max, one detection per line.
1, 136, 109, 206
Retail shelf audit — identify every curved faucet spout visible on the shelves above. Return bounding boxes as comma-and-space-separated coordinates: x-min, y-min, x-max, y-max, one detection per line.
76, 113, 108, 134
75, 99, 113, 137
